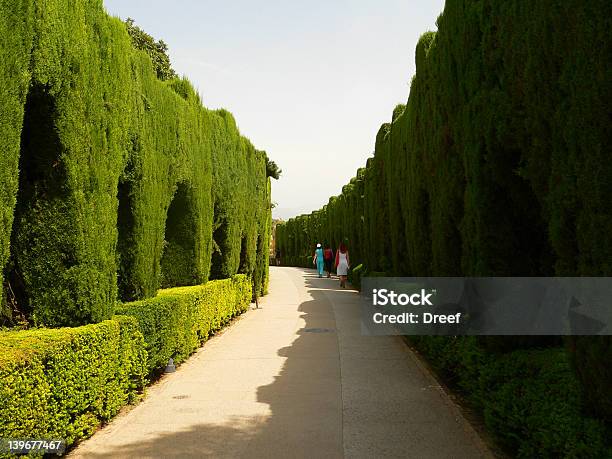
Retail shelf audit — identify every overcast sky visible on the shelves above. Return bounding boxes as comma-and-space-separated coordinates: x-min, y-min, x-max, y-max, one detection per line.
103, 0, 445, 220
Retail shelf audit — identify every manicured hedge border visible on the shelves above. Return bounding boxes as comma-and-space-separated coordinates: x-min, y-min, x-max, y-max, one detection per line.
116, 274, 251, 373
0, 316, 147, 448
0, 275, 251, 452
409, 337, 612, 458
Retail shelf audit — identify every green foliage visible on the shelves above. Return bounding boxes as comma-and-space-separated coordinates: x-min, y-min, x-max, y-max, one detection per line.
567, 336, 612, 423
117, 63, 215, 301
409, 338, 612, 458
478, 349, 610, 458
276, 0, 612, 453
0, 1, 270, 450
0, 0, 34, 324
0, 316, 147, 448
208, 111, 271, 299
0, 1, 272, 324
0, 0, 35, 323
266, 158, 282, 179
0, 275, 251, 451
124, 18, 177, 81
348, 263, 364, 289
116, 274, 251, 374
277, 0, 612, 280
160, 183, 198, 288
0, 1, 133, 327
391, 104, 405, 122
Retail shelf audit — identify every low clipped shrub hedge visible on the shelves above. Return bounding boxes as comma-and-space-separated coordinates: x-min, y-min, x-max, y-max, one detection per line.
479, 349, 610, 458
567, 336, 612, 422
0, 275, 251, 452
116, 274, 251, 373
0, 316, 147, 447
348, 265, 386, 290
409, 337, 612, 458
347, 264, 364, 289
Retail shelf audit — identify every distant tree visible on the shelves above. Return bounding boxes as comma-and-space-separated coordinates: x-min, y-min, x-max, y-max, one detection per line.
266, 158, 282, 179
392, 103, 405, 121
125, 18, 177, 81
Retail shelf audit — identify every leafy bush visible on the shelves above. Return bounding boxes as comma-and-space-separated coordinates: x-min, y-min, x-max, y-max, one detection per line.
478, 349, 610, 458
348, 263, 365, 289
0, 316, 147, 447
409, 338, 611, 458
125, 18, 177, 81
0, 275, 251, 452
116, 275, 251, 373
266, 159, 282, 179
567, 336, 612, 422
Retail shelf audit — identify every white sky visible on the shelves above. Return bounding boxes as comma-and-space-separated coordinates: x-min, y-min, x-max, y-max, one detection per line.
103, 0, 445, 220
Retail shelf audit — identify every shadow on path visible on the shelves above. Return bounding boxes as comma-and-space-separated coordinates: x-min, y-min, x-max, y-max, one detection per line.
75, 268, 490, 459
81, 269, 350, 458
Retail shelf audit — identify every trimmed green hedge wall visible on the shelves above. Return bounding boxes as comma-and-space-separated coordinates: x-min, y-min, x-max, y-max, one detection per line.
276, 0, 612, 455
208, 110, 271, 296
0, 0, 35, 325
116, 274, 251, 373
1, 0, 133, 326
277, 0, 612, 280
0, 316, 147, 447
409, 338, 611, 458
0, 0, 271, 326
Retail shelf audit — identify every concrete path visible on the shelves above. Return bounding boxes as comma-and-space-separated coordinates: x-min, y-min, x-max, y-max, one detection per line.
71, 267, 492, 458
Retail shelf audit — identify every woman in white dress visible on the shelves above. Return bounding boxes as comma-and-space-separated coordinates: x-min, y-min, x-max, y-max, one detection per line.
335, 242, 350, 288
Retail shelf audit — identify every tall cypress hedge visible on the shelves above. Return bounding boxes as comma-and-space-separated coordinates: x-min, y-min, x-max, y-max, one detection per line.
0, 0, 272, 326
208, 110, 271, 297
279, 0, 611, 278
0, 0, 35, 324
276, 0, 612, 448
1, 0, 134, 326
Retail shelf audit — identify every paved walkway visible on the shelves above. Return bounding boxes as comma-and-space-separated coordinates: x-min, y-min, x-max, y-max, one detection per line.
71, 267, 492, 458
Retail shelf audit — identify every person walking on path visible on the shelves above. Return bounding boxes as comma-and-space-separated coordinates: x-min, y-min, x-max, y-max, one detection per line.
313, 243, 325, 278
335, 242, 350, 288
323, 244, 334, 278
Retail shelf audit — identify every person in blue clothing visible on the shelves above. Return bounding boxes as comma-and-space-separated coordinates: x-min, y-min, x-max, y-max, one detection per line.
312, 243, 325, 278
